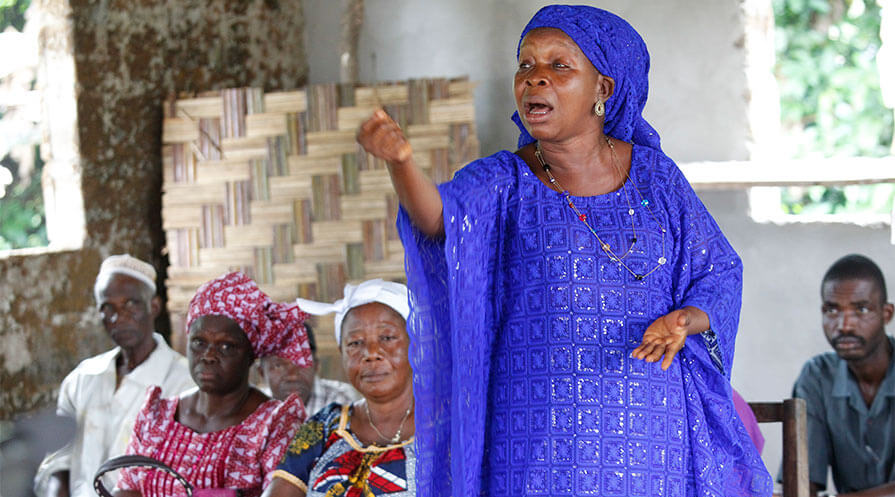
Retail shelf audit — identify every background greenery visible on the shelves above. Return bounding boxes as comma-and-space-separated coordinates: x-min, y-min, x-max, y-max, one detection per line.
0, 0, 47, 250
0, 0, 27, 31
773, 0, 895, 215
0, 150, 45, 249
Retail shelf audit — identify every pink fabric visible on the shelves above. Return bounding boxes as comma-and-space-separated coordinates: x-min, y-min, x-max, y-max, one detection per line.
732, 388, 765, 453
187, 271, 311, 367
117, 386, 305, 497
192, 490, 238, 497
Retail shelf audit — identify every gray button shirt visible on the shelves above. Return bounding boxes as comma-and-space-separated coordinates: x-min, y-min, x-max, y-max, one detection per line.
791, 335, 895, 492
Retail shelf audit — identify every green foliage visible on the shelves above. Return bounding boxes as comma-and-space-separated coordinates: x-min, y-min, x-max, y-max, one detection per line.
1, 0, 47, 249
781, 183, 895, 215
0, 150, 47, 250
0, 0, 29, 32
774, 0, 895, 215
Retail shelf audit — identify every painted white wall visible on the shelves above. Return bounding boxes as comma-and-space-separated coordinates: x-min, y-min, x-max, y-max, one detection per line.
303, 0, 894, 485
304, 0, 750, 161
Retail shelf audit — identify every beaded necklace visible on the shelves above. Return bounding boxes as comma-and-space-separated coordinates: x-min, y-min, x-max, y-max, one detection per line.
534, 138, 667, 281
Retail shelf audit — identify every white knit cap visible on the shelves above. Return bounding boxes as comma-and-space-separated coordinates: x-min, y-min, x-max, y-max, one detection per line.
296, 279, 409, 344
94, 254, 157, 301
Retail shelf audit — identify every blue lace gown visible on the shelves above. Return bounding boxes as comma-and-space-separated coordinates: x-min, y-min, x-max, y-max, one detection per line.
397, 145, 772, 497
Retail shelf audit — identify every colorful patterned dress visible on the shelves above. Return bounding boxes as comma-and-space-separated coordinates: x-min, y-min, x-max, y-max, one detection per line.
273, 403, 416, 496
116, 386, 305, 497
397, 145, 773, 497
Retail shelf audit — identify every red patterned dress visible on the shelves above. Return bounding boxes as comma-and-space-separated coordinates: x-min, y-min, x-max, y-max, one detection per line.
117, 386, 305, 497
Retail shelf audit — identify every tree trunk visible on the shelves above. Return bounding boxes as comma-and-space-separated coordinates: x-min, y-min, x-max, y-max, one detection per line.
340, 0, 364, 84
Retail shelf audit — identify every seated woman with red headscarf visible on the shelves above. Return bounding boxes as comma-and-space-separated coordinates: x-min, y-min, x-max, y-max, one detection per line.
112, 272, 313, 497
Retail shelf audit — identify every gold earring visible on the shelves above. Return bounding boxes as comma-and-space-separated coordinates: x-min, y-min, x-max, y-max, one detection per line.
593, 99, 605, 117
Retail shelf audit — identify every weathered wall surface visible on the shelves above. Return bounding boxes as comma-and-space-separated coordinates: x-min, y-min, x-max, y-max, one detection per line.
0, 0, 308, 419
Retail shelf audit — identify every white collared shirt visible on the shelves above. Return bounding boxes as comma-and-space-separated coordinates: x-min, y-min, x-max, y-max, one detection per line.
34, 333, 195, 497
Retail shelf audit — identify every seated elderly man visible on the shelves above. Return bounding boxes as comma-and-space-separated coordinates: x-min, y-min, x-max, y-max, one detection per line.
786, 254, 895, 496
258, 322, 358, 416
34, 255, 195, 497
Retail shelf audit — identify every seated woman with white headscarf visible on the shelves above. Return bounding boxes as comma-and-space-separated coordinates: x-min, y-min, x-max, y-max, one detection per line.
263, 279, 415, 497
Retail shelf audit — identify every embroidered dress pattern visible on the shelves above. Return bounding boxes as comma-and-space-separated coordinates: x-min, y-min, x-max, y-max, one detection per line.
397, 146, 772, 497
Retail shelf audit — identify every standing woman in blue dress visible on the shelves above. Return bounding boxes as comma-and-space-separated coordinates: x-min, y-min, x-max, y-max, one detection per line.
357, 5, 772, 497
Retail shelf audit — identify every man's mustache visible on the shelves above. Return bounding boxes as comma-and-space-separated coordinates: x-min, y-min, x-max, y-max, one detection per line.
833, 335, 866, 346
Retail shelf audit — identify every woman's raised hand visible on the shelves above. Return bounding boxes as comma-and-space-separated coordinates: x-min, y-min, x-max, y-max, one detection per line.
356, 109, 445, 238
357, 109, 413, 166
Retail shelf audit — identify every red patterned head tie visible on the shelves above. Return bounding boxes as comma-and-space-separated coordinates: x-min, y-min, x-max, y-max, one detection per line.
186, 271, 312, 368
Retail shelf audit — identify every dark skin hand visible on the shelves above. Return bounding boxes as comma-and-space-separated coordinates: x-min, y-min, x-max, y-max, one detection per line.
263, 478, 306, 497
631, 306, 710, 371
357, 109, 443, 238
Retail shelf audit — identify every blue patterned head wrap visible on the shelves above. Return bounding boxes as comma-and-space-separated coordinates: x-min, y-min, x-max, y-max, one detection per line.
512, 4, 662, 152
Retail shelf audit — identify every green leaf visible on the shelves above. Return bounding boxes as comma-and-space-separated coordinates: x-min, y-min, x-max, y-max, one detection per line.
773, 0, 892, 217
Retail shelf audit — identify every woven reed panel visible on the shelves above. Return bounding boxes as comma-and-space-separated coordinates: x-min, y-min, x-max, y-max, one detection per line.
161, 78, 479, 349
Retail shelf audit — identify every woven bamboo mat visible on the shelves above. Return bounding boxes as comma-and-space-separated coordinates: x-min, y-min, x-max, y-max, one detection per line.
161, 78, 478, 351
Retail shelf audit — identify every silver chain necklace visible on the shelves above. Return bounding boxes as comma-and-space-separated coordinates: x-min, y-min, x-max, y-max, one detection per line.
363, 401, 412, 444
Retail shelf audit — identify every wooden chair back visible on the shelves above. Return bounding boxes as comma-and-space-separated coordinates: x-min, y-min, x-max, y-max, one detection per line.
748, 398, 810, 497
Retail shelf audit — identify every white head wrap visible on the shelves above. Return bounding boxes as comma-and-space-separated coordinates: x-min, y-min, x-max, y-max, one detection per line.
94, 254, 157, 301
296, 279, 409, 344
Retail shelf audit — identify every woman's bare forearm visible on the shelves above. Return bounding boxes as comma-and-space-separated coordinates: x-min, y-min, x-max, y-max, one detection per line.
681, 306, 709, 335
261, 476, 307, 497
357, 109, 444, 238
386, 158, 444, 237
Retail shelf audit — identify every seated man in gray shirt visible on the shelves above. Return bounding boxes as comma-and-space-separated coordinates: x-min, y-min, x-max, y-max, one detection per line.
789, 254, 895, 496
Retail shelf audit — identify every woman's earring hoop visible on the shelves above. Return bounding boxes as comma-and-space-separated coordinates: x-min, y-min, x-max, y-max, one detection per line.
593, 99, 605, 117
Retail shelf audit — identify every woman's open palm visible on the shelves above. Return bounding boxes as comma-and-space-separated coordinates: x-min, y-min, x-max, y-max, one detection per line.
632, 309, 690, 371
